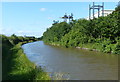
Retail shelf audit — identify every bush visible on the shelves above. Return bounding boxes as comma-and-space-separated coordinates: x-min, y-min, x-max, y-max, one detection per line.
112, 42, 120, 54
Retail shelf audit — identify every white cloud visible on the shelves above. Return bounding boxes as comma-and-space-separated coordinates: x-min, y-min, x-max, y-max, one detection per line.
0, 28, 13, 34
17, 31, 24, 33
16, 30, 43, 37
17, 30, 36, 34
40, 8, 46, 12
48, 17, 53, 19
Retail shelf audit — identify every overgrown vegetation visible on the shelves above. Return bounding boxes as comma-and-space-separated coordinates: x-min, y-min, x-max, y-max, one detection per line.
1, 34, 50, 80
43, 6, 120, 54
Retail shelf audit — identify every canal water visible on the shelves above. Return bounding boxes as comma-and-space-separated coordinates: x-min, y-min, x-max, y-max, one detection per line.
22, 41, 118, 80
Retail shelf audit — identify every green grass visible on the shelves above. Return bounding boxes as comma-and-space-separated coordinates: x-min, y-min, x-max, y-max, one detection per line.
78, 43, 101, 51
78, 42, 120, 54
2, 35, 50, 80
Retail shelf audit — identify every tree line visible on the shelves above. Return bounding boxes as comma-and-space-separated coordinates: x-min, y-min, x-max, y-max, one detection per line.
43, 6, 120, 54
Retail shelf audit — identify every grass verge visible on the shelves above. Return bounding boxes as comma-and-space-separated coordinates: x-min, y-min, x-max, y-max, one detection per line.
2, 35, 50, 80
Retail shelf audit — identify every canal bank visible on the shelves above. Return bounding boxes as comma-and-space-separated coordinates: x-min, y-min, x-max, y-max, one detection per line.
43, 42, 120, 55
2, 35, 50, 80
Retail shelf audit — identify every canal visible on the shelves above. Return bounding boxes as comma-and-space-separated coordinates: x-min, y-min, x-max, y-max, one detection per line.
22, 41, 118, 80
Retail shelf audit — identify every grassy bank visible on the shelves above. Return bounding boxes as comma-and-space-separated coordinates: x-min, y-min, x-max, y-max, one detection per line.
1, 34, 50, 80
44, 41, 120, 55
77, 42, 120, 54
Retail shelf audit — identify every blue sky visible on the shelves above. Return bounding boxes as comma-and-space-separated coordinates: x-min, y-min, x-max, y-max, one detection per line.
1, 2, 118, 37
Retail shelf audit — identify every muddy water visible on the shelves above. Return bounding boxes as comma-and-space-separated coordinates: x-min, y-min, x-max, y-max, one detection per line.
22, 41, 118, 80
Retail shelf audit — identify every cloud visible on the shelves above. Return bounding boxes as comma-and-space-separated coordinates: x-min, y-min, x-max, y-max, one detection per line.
16, 30, 43, 37
0, 28, 13, 34
48, 17, 53, 19
17, 31, 24, 33
40, 8, 46, 11
17, 30, 36, 34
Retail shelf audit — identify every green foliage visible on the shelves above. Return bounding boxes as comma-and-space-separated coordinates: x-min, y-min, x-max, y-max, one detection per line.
112, 41, 120, 54
43, 22, 71, 43
43, 7, 120, 54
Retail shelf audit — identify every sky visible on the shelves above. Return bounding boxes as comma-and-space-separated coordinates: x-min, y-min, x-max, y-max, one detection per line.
1, 2, 118, 37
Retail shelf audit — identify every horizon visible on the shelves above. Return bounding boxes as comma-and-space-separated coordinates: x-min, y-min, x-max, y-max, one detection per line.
1, 2, 118, 37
